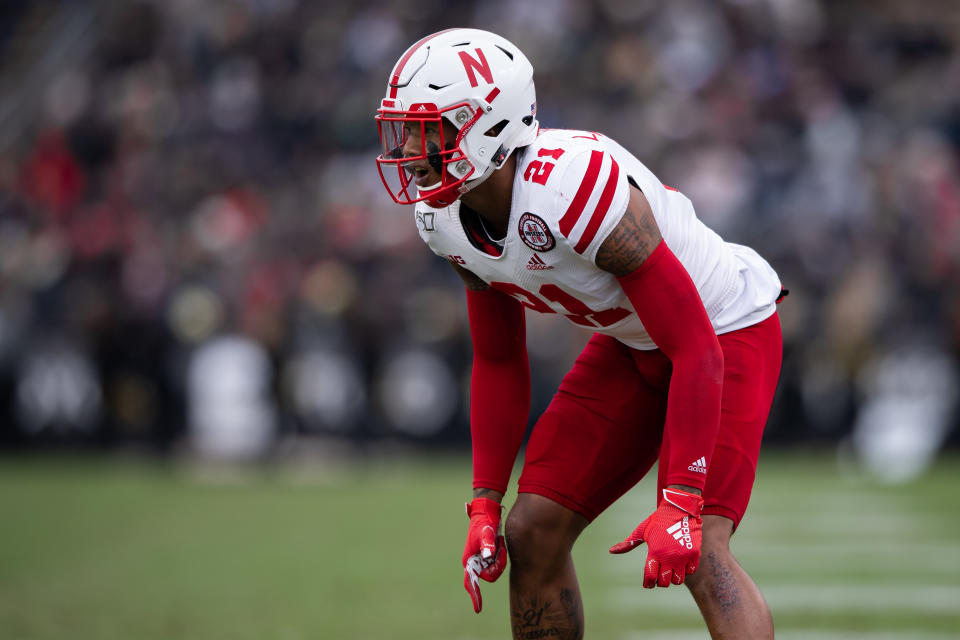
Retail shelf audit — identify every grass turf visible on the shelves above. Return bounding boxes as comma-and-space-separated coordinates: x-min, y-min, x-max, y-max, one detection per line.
1, 450, 958, 639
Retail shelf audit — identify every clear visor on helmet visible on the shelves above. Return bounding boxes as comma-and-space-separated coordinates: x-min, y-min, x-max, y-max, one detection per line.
375, 103, 477, 206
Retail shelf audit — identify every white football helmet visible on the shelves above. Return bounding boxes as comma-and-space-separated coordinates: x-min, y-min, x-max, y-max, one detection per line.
375, 28, 538, 207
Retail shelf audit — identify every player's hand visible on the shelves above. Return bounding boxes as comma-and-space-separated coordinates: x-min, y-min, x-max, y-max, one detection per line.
462, 497, 508, 613
609, 488, 704, 588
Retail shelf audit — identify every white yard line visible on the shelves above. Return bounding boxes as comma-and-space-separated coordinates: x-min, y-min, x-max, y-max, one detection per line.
603, 584, 960, 613
610, 510, 936, 536
730, 539, 960, 556
738, 513, 927, 534
600, 540, 960, 575
619, 632, 960, 640
613, 489, 908, 512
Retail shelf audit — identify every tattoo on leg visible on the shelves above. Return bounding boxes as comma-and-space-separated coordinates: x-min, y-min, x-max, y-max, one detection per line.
511, 592, 583, 640
706, 551, 741, 615
560, 588, 583, 639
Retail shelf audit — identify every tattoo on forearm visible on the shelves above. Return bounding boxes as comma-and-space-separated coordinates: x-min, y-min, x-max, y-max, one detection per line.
473, 488, 501, 500
595, 188, 662, 277
705, 551, 741, 615
511, 592, 583, 640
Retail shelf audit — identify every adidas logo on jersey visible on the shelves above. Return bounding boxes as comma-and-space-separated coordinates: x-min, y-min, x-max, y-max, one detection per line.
526, 255, 554, 270
666, 517, 693, 549
688, 456, 707, 474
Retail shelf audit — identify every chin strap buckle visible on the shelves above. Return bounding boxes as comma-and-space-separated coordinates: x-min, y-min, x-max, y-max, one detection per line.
492, 145, 508, 167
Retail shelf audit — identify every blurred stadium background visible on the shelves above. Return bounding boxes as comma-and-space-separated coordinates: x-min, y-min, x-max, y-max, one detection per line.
0, 0, 958, 638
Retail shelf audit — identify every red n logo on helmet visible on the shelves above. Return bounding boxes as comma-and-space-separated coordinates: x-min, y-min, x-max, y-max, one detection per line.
458, 48, 494, 87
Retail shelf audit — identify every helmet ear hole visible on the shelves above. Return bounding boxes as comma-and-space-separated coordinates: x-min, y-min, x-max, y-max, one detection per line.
483, 119, 510, 137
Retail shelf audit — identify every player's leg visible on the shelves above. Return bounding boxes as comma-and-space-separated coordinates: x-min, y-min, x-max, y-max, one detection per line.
678, 313, 783, 639
505, 493, 588, 640
507, 333, 668, 640
685, 514, 774, 638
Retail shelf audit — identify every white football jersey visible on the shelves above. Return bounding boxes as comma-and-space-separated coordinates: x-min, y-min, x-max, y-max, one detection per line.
415, 129, 782, 350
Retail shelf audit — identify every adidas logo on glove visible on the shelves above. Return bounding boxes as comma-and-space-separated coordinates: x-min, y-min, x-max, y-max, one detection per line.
666, 517, 693, 550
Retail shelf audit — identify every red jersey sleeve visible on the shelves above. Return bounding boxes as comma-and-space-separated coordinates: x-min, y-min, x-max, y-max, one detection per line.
466, 287, 531, 494
617, 242, 724, 490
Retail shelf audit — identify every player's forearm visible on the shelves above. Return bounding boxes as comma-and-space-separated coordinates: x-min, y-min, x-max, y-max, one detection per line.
617, 241, 723, 490
659, 349, 722, 489
666, 484, 702, 496
466, 288, 531, 494
472, 487, 505, 502
470, 357, 530, 493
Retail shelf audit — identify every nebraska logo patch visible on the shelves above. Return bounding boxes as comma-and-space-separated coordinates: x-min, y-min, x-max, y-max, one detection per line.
518, 213, 554, 252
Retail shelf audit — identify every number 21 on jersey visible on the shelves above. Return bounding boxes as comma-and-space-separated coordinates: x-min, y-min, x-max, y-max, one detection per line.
523, 148, 565, 186
491, 281, 631, 328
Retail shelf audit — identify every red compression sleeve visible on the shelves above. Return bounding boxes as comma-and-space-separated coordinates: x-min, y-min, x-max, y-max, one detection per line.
616, 241, 723, 490
466, 288, 531, 494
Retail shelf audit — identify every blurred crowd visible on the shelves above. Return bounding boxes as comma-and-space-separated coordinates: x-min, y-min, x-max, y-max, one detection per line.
0, 0, 958, 468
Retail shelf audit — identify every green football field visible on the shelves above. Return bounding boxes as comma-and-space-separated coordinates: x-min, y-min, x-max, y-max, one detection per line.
1, 450, 958, 639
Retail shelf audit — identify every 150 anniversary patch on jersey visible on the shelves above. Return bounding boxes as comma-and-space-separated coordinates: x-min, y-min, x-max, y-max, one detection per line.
518, 212, 555, 252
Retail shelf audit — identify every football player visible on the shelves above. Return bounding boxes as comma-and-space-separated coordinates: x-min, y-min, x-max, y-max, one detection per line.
375, 28, 783, 640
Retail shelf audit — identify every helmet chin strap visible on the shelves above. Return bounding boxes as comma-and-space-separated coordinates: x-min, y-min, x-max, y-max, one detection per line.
418, 159, 496, 207
455, 162, 497, 198
420, 141, 515, 206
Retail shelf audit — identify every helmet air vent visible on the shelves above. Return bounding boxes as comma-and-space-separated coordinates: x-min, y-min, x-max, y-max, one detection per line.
484, 119, 510, 137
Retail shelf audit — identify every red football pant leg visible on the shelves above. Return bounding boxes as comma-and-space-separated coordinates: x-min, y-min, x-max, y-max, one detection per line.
519, 313, 782, 526
518, 333, 669, 521
657, 312, 783, 527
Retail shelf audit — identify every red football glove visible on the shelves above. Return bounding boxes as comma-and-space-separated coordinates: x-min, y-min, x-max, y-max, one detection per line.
462, 497, 508, 613
609, 488, 704, 588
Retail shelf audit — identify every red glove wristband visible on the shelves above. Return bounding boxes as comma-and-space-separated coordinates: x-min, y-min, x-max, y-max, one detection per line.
462, 497, 508, 613
462, 497, 503, 564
